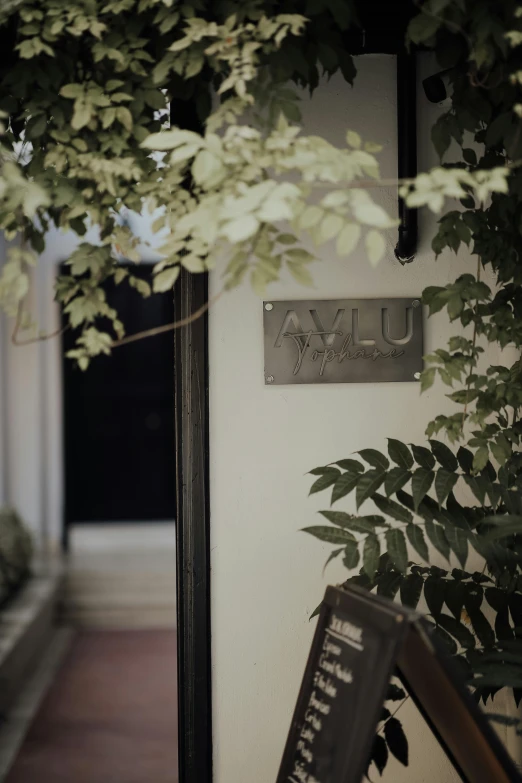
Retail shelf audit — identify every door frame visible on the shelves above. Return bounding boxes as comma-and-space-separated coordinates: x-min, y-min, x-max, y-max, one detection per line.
174, 268, 212, 783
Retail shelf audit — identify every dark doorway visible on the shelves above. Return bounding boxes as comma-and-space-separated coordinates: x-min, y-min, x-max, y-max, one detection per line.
62, 263, 176, 538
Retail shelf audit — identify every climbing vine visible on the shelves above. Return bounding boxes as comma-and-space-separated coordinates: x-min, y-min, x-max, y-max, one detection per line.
0, 0, 512, 366
304, 0, 522, 774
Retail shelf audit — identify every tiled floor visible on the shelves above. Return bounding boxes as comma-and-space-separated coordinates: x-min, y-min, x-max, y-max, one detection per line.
4, 630, 178, 783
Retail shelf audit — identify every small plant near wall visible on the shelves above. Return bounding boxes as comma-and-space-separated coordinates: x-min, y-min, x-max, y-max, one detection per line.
0, 507, 33, 605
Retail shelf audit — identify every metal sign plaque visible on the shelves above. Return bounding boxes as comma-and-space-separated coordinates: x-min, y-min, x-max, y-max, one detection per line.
263, 298, 423, 385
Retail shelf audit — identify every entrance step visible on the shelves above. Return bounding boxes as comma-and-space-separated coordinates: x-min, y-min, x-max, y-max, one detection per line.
59, 524, 176, 629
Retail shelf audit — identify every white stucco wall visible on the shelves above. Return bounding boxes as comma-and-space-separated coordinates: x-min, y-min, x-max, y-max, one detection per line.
0, 235, 64, 549
208, 56, 506, 783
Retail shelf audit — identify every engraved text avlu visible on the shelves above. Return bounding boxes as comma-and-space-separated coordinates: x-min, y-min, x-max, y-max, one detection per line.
264, 299, 423, 385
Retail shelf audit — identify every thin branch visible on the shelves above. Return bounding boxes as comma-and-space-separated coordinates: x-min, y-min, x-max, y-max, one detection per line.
378, 695, 411, 733
10, 276, 222, 349
11, 302, 70, 346
110, 289, 223, 349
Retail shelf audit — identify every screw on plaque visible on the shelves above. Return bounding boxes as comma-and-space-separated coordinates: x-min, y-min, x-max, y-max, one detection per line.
266, 375, 274, 383
265, 302, 273, 311
414, 372, 421, 380
412, 299, 421, 308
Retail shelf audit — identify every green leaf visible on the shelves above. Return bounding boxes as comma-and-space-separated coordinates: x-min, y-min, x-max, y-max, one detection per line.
358, 449, 389, 471
445, 579, 466, 619
301, 526, 356, 544
463, 148, 477, 165
287, 261, 314, 287
420, 367, 436, 392
466, 605, 495, 648
343, 540, 360, 570
318, 510, 353, 528
429, 439, 458, 471
370, 735, 388, 775
116, 106, 133, 132
71, 100, 92, 130
383, 717, 408, 766
298, 205, 323, 229
327, 0, 354, 29
385, 528, 408, 573
412, 468, 435, 510
323, 547, 344, 574
425, 518, 450, 561
437, 613, 475, 649
363, 533, 380, 580
153, 266, 180, 292
483, 515, 522, 539
435, 469, 458, 506
373, 493, 413, 524
309, 469, 340, 495
424, 575, 445, 619
457, 446, 474, 474
408, 12, 441, 44
142, 129, 202, 151
192, 149, 225, 187
346, 129, 361, 149
400, 572, 423, 609
286, 249, 315, 264
385, 467, 411, 497
320, 213, 344, 242
331, 472, 360, 505
27, 114, 47, 138
406, 523, 429, 562
444, 525, 468, 568
433, 625, 458, 655
365, 229, 386, 266
277, 233, 296, 245
309, 466, 335, 476
336, 459, 364, 473
376, 571, 403, 600
412, 445, 436, 469
60, 83, 83, 99
356, 470, 385, 509
336, 223, 360, 256
387, 683, 406, 702
319, 510, 378, 534
473, 446, 490, 472
388, 439, 414, 469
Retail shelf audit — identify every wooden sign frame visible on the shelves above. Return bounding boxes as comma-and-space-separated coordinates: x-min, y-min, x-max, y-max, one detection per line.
276, 585, 522, 783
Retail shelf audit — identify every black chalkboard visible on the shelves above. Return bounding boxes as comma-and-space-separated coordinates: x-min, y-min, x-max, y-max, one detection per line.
276, 584, 522, 783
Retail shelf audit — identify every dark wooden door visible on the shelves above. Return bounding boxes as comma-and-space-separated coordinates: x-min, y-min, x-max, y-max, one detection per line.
62, 264, 176, 530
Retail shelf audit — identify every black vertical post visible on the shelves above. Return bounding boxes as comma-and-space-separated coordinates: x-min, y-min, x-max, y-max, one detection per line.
395, 52, 418, 264
174, 269, 211, 783
172, 98, 212, 783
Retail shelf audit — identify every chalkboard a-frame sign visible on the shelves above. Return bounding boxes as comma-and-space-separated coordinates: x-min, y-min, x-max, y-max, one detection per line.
276, 585, 522, 783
